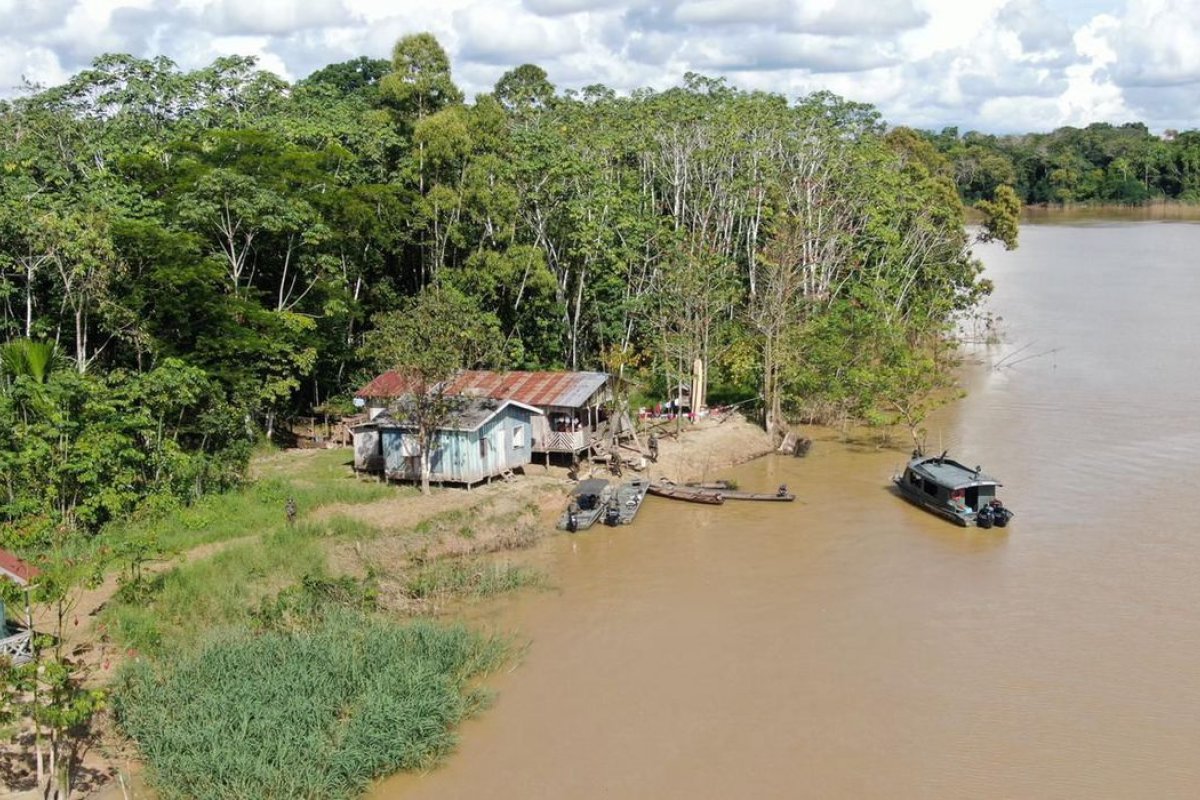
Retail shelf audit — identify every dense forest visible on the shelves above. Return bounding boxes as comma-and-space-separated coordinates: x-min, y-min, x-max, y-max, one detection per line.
929, 122, 1200, 205
0, 34, 1014, 547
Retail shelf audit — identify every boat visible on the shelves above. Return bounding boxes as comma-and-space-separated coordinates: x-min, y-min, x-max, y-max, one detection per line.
893, 451, 1014, 528
556, 478, 612, 532
646, 481, 725, 505
603, 477, 651, 526
685, 480, 796, 502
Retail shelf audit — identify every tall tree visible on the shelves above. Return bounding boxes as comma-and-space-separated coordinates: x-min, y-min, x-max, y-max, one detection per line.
380, 33, 463, 123
361, 288, 502, 494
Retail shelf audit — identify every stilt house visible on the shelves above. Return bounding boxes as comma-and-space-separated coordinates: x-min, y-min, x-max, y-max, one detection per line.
357, 398, 542, 486
355, 370, 613, 460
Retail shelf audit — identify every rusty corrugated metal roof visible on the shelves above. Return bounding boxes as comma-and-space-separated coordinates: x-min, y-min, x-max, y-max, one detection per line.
0, 548, 39, 586
356, 371, 419, 399
356, 370, 608, 409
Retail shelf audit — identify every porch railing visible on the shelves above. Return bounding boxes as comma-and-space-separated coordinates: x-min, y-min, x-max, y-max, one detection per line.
0, 630, 33, 665
537, 430, 588, 452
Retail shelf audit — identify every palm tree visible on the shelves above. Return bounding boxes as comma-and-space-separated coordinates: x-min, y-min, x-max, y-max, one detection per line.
0, 339, 61, 385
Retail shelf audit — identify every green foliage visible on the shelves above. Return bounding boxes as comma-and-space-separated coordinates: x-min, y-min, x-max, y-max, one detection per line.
380, 33, 463, 121
977, 184, 1021, 250
494, 64, 556, 113
253, 574, 379, 632
114, 616, 507, 799
402, 558, 544, 601
103, 520, 345, 657
0, 34, 1041, 541
362, 286, 503, 380
0, 339, 61, 384
930, 122, 1198, 206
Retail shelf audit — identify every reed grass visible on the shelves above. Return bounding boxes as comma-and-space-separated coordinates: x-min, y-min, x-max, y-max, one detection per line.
114, 614, 508, 800
403, 558, 545, 602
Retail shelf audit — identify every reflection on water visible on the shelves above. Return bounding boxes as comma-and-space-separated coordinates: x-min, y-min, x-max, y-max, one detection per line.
1021, 203, 1200, 223
376, 222, 1200, 799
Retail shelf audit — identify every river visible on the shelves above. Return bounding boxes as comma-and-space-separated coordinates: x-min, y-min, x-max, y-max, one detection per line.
376, 221, 1200, 799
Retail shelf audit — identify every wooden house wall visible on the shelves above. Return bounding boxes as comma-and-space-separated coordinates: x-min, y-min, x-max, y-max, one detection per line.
380, 406, 535, 485
352, 428, 381, 471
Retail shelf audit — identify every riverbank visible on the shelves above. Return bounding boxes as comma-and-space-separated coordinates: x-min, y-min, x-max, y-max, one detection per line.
3, 413, 776, 799
1020, 200, 1200, 222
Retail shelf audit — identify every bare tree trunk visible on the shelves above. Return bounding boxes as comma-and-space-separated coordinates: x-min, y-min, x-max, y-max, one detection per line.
25, 257, 36, 337
419, 432, 432, 495
75, 307, 86, 373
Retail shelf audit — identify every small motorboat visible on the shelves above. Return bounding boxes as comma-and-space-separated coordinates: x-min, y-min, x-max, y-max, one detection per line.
557, 478, 612, 532
603, 477, 650, 526
647, 481, 725, 505
893, 451, 1014, 528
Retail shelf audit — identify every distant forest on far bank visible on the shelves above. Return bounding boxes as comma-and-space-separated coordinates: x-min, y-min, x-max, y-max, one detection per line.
924, 122, 1200, 206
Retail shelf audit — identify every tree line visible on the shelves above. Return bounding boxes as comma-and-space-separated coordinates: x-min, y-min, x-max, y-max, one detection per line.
927, 122, 1200, 205
0, 35, 1014, 545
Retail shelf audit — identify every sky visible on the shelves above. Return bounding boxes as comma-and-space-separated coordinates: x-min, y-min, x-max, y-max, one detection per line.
0, 0, 1198, 134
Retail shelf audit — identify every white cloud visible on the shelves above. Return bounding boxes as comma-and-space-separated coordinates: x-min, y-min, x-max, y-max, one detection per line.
453, 2, 585, 65
197, 0, 359, 36
1107, 0, 1200, 87
786, 0, 928, 36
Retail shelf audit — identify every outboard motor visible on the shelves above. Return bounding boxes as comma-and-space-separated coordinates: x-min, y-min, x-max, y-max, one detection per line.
605, 504, 620, 527
976, 504, 994, 529
991, 500, 1011, 528
567, 510, 578, 533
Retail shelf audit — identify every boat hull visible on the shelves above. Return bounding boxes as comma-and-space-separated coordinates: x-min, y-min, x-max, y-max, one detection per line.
557, 479, 613, 532
604, 478, 650, 526
685, 481, 795, 501
893, 478, 974, 527
714, 490, 794, 502
647, 482, 725, 505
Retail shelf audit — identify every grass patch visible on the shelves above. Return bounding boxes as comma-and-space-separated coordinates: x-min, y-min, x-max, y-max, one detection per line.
104, 449, 399, 556
403, 559, 545, 602
114, 615, 508, 800
103, 517, 378, 656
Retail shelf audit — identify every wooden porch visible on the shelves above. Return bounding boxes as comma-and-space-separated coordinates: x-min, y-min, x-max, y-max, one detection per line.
1, 628, 33, 665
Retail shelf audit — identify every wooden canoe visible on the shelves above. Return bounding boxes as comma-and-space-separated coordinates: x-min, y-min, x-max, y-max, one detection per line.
685, 480, 795, 502
716, 490, 795, 502
647, 482, 725, 505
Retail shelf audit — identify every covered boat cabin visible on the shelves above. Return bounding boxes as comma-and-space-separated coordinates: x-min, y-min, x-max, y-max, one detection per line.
374, 398, 542, 486
0, 547, 38, 665
903, 456, 1000, 515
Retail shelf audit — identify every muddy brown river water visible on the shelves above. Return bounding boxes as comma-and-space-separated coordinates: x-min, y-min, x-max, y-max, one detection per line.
376, 222, 1200, 799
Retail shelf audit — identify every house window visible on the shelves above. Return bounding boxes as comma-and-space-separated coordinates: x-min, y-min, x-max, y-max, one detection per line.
479, 436, 488, 459
513, 424, 526, 448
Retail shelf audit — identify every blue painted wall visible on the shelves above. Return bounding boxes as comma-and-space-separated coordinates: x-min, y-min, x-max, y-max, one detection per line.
380, 405, 537, 484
